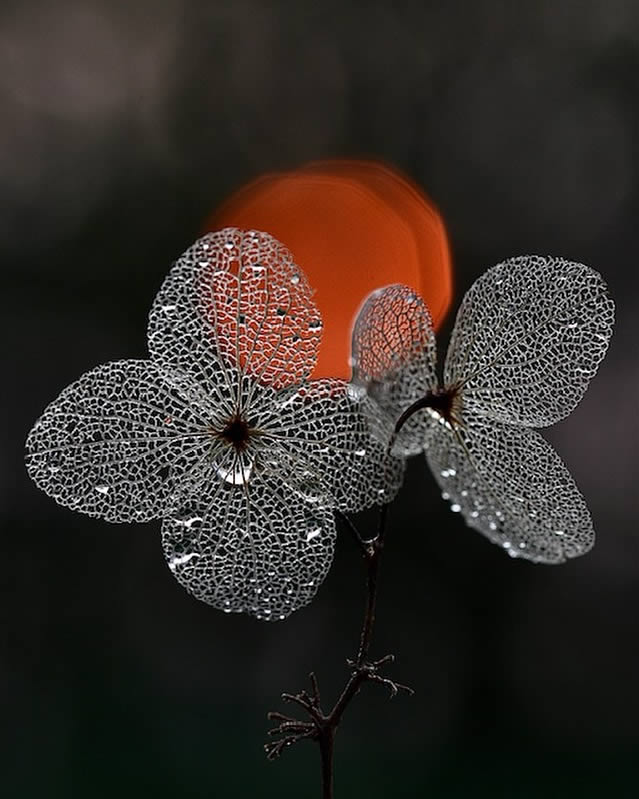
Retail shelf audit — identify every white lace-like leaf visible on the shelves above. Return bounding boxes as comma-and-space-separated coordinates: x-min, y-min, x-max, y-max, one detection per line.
25, 360, 220, 523
424, 411, 594, 563
162, 474, 335, 620
351, 284, 438, 456
260, 379, 405, 512
344, 257, 612, 562
148, 228, 322, 393
444, 256, 614, 427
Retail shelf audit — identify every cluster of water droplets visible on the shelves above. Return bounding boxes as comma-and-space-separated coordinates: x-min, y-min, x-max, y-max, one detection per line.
350, 255, 614, 563
26, 228, 403, 620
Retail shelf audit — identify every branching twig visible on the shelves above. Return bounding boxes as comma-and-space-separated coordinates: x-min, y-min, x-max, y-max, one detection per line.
265, 503, 413, 798
265, 392, 445, 796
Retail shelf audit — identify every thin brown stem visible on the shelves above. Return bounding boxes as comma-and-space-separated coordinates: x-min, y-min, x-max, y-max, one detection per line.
266, 392, 441, 792
266, 503, 412, 798
318, 727, 335, 799
394, 395, 432, 436
355, 503, 388, 666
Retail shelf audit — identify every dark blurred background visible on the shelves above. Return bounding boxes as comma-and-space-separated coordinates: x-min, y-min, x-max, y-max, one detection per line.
3, 1, 639, 796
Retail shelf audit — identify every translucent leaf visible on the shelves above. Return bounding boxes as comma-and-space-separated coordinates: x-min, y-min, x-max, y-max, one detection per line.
444, 256, 614, 427
351, 284, 438, 456
162, 473, 335, 620
25, 360, 221, 523
424, 411, 594, 563
258, 378, 405, 512
148, 228, 322, 393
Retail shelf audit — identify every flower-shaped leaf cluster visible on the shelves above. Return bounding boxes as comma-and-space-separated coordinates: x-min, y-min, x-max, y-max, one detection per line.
351, 256, 615, 563
26, 229, 403, 619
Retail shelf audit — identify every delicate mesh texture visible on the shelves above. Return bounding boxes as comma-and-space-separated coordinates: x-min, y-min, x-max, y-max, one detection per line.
424, 410, 594, 563
346, 257, 613, 563
148, 229, 322, 392
162, 474, 335, 620
261, 379, 405, 511
351, 284, 438, 456
444, 256, 615, 427
26, 229, 404, 619
25, 360, 218, 523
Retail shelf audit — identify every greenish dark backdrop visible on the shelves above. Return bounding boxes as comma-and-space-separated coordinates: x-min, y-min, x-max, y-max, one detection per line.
3, 1, 639, 797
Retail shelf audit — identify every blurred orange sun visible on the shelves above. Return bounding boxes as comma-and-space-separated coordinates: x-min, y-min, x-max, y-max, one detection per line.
204, 159, 453, 380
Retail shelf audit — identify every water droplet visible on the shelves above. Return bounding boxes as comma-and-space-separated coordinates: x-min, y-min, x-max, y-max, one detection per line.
308, 319, 322, 330
94, 484, 109, 495
450, 503, 461, 513
306, 528, 321, 542
168, 552, 196, 569
161, 304, 176, 312
290, 273, 300, 284
216, 459, 253, 485
279, 390, 300, 409
174, 514, 203, 530
488, 521, 498, 531
347, 383, 366, 401
441, 491, 450, 500
554, 529, 565, 536
355, 448, 366, 457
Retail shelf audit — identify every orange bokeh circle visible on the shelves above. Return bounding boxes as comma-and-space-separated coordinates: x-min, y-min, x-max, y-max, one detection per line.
203, 159, 453, 379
